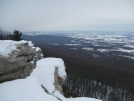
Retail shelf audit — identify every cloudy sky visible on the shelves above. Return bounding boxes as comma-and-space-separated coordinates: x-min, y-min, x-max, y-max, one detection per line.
0, 0, 134, 32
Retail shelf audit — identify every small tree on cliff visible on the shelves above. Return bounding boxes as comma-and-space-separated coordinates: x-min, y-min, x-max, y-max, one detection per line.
10, 30, 23, 41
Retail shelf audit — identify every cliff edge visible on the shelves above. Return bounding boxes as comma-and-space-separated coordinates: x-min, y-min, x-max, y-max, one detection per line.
0, 40, 101, 101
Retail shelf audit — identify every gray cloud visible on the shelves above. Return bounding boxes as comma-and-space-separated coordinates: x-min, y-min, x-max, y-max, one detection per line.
0, 0, 134, 32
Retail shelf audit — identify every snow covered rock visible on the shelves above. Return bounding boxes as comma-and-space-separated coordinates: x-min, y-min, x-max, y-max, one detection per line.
0, 40, 101, 101
0, 40, 43, 83
31, 58, 67, 94
35, 47, 44, 60
0, 57, 101, 101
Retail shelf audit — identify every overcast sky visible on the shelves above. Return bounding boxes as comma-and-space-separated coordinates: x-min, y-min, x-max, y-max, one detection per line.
0, 0, 134, 32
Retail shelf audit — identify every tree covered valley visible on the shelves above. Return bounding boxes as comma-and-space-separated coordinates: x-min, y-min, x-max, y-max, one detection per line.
24, 32, 134, 101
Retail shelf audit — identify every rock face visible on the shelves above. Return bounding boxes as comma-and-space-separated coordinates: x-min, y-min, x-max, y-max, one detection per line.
54, 67, 66, 94
0, 42, 43, 83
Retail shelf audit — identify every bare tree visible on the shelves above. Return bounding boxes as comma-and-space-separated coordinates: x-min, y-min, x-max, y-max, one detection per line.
0, 28, 11, 40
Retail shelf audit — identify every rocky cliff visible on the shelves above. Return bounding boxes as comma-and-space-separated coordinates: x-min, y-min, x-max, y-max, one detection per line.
0, 40, 66, 95
0, 40, 43, 82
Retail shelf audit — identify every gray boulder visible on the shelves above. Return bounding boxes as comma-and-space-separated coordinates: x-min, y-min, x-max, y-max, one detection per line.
0, 42, 42, 83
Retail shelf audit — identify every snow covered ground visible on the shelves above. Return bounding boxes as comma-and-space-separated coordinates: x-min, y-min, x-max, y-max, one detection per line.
0, 40, 101, 101
65, 32, 134, 60
25, 31, 134, 60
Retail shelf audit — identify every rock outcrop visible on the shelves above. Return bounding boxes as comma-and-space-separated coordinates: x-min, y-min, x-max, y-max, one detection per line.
54, 66, 66, 94
0, 41, 43, 83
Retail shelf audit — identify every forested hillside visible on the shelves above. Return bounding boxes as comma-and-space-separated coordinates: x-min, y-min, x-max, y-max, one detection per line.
24, 34, 134, 101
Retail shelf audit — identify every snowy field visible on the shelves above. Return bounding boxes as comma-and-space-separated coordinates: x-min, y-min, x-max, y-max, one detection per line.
25, 31, 134, 60
66, 32, 134, 59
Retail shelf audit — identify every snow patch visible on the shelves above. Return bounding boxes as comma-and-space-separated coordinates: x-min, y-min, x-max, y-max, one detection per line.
64, 44, 82, 46
124, 44, 134, 49
0, 40, 31, 57
31, 58, 66, 93
36, 47, 41, 51
82, 47, 94, 51
97, 49, 109, 52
